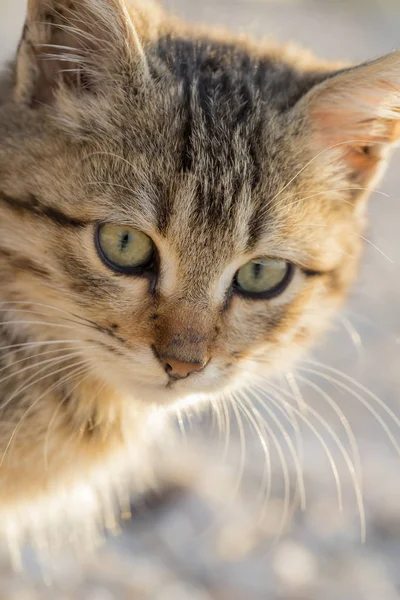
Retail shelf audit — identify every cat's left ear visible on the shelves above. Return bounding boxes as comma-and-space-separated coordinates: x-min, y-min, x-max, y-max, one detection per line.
298, 52, 400, 189
14, 0, 149, 106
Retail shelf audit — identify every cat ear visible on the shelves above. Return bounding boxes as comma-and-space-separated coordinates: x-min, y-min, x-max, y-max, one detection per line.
298, 52, 400, 189
14, 0, 148, 105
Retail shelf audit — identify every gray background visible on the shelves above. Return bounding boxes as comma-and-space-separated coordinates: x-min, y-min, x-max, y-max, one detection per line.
1, 1, 400, 598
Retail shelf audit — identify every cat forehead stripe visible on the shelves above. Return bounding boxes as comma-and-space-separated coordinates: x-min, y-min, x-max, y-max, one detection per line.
0, 193, 89, 227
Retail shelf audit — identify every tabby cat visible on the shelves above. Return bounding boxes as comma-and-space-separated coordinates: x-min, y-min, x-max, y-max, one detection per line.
0, 0, 399, 543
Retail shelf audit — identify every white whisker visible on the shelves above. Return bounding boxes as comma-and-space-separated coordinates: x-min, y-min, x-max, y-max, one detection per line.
0, 300, 99, 327
302, 361, 400, 455
0, 339, 85, 353
270, 138, 389, 207
176, 408, 187, 444
242, 398, 291, 547
281, 186, 389, 212
296, 374, 362, 482
233, 392, 272, 516
253, 379, 343, 513
220, 393, 232, 463
0, 349, 92, 396
0, 345, 95, 378
246, 387, 306, 512
0, 355, 91, 414
229, 393, 247, 501
265, 379, 366, 541
0, 320, 91, 332
338, 315, 364, 360
43, 373, 91, 471
252, 372, 366, 541
1, 363, 90, 469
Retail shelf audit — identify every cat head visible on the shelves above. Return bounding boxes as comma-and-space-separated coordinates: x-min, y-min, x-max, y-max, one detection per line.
0, 0, 399, 413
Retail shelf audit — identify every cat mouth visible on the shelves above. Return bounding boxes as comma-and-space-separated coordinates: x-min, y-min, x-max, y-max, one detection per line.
165, 376, 191, 390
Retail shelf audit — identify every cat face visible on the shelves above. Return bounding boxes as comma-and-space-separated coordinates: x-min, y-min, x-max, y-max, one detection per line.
0, 2, 399, 428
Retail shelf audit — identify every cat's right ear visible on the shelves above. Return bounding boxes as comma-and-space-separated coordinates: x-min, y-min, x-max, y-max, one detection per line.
14, 0, 150, 106
296, 52, 400, 192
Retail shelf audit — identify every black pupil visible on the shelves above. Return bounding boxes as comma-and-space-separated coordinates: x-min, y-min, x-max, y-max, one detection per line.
120, 231, 130, 251
252, 262, 263, 279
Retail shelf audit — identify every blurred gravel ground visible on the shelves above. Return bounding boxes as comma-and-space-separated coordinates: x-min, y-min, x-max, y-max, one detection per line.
1, 1, 400, 598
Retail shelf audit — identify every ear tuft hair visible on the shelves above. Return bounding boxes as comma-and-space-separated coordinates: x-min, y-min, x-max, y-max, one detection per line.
14, 0, 150, 106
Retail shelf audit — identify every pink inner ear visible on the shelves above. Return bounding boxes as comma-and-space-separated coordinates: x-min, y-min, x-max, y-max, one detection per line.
311, 99, 394, 147
307, 77, 400, 185
309, 114, 384, 185
305, 53, 400, 172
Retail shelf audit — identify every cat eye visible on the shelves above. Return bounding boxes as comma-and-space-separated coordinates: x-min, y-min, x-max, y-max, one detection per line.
234, 258, 293, 298
95, 223, 155, 273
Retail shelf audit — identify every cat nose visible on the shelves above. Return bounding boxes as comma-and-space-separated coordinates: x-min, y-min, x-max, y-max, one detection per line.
160, 355, 207, 379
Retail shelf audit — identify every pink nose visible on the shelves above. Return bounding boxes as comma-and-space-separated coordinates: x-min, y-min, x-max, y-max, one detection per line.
160, 356, 206, 379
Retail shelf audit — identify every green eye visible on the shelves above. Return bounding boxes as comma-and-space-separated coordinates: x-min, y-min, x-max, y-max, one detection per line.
235, 258, 293, 298
96, 223, 155, 273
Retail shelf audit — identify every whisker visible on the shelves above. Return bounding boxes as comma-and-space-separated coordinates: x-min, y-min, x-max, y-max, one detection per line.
251, 371, 367, 540
0, 355, 91, 413
282, 373, 307, 516
252, 379, 344, 513
229, 393, 247, 501
304, 223, 394, 263
210, 397, 224, 442
280, 186, 389, 212
43, 373, 89, 471
216, 395, 228, 442
343, 309, 399, 341
302, 361, 400, 455
0, 320, 97, 333
237, 393, 291, 546
176, 408, 187, 445
219, 393, 232, 463
0, 349, 93, 395
1, 363, 89, 469
357, 233, 393, 263
338, 315, 364, 361
243, 387, 306, 512
0, 345, 95, 378
0, 300, 100, 329
44, 374, 107, 471
269, 138, 390, 206
0, 339, 86, 354
263, 379, 366, 542
233, 392, 272, 516
296, 373, 362, 482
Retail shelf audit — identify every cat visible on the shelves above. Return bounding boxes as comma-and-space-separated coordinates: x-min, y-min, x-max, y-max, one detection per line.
0, 0, 399, 547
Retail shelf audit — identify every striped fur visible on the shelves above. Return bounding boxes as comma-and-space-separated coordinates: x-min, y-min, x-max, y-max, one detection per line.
0, 0, 399, 542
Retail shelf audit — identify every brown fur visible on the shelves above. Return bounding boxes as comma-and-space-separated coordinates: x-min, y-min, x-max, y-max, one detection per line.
0, 0, 399, 542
